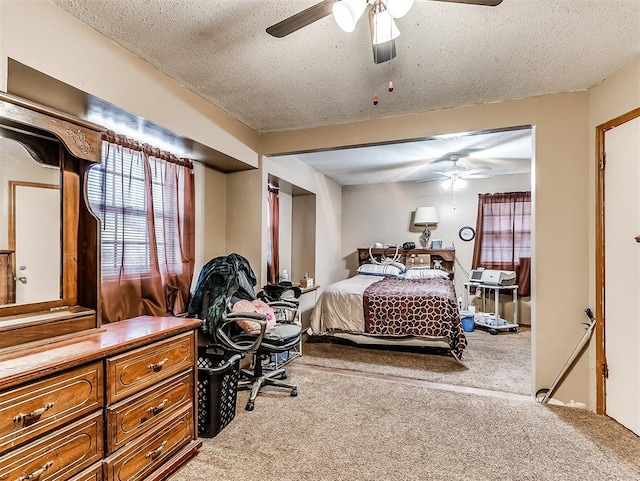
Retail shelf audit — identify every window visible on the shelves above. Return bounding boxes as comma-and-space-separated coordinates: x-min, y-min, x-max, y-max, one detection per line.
472, 191, 531, 296
475, 193, 531, 265
86, 134, 195, 322
87, 148, 184, 277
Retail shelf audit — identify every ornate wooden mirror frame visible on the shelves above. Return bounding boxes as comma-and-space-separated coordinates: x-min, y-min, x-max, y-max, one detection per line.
0, 92, 105, 350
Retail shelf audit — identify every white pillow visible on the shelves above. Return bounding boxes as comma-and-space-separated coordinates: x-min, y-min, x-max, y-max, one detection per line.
357, 263, 404, 277
402, 269, 450, 279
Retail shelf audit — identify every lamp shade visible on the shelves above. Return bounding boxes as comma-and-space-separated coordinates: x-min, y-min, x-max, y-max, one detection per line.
333, 0, 368, 33
414, 207, 438, 226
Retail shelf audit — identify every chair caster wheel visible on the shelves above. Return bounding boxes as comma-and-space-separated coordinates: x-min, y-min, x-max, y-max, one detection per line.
280, 372, 288, 380
290, 388, 298, 397
489, 328, 498, 335
245, 402, 254, 411
509, 327, 518, 332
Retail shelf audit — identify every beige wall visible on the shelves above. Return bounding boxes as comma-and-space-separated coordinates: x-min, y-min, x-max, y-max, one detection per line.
0, 0, 259, 168
291, 194, 316, 283
264, 156, 342, 292
342, 173, 532, 324
226, 169, 263, 273
262, 92, 592, 404
587, 60, 640, 409
3, 0, 638, 409
278, 192, 293, 279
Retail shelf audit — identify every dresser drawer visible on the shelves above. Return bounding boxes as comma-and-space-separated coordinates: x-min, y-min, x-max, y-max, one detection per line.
68, 463, 103, 481
104, 406, 193, 481
0, 411, 103, 481
0, 361, 103, 455
106, 369, 194, 455
106, 332, 195, 403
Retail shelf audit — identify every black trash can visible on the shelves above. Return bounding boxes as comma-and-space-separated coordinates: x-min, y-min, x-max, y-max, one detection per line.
197, 346, 243, 438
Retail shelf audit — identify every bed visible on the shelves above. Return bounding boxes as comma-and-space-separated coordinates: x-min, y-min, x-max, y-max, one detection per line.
309, 271, 468, 360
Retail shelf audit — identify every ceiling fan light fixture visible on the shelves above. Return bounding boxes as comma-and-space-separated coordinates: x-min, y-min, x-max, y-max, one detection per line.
441, 176, 467, 191
382, 0, 414, 18
332, 0, 368, 33
371, 9, 401, 45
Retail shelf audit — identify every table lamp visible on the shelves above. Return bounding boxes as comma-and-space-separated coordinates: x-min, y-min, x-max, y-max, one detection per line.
414, 207, 438, 248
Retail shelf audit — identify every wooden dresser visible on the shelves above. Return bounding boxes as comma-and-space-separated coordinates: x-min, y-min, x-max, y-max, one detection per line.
0, 316, 201, 481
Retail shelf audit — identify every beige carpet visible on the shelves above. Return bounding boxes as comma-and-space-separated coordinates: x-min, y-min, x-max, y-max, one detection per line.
298, 327, 531, 395
171, 367, 640, 481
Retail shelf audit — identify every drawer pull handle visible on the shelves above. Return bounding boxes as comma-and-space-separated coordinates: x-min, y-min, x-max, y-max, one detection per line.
147, 358, 169, 372
13, 402, 55, 425
147, 399, 169, 415
145, 440, 167, 460
16, 461, 53, 481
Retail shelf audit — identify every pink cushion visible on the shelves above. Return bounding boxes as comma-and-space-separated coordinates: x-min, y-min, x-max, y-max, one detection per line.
232, 299, 276, 332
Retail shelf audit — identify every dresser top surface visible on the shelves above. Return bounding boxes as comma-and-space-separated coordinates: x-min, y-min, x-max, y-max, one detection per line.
0, 316, 201, 389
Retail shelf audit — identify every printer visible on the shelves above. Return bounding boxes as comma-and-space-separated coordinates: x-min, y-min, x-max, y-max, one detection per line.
469, 268, 517, 286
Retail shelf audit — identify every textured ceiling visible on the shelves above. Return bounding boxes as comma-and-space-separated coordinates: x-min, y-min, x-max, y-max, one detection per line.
50, 0, 640, 134
277, 126, 533, 185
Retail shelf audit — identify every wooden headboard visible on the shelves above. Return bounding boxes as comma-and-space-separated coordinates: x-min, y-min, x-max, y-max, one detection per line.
357, 247, 455, 280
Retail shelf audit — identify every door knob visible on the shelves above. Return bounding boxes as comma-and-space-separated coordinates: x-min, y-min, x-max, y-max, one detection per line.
17, 276, 27, 284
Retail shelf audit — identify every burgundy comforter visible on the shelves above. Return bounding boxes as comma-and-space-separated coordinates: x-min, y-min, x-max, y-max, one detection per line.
363, 277, 467, 358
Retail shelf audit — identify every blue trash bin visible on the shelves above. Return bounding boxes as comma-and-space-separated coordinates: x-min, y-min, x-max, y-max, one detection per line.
460, 310, 475, 332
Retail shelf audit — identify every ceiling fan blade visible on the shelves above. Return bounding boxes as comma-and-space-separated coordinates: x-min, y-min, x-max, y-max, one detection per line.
462, 166, 491, 176
429, 0, 503, 6
463, 174, 491, 179
266, 0, 335, 38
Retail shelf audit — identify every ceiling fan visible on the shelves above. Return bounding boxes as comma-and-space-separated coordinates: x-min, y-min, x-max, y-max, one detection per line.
431, 154, 491, 190
266, 0, 504, 64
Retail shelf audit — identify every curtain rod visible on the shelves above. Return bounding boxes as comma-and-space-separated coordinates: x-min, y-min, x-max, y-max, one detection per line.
102, 130, 193, 169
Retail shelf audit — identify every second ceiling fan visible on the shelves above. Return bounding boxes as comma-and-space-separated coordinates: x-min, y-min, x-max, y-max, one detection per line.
266, 0, 504, 64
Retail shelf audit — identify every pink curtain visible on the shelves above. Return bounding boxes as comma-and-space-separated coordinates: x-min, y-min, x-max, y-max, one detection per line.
472, 191, 531, 296
88, 131, 195, 323
266, 186, 280, 284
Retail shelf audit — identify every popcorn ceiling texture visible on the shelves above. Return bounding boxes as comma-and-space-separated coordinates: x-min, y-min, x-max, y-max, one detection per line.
50, 0, 640, 133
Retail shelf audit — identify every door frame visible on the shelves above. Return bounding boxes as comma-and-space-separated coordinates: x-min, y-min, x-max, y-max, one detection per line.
595, 106, 640, 414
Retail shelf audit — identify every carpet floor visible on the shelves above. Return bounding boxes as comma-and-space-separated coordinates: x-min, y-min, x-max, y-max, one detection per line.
298, 327, 531, 395
171, 365, 640, 481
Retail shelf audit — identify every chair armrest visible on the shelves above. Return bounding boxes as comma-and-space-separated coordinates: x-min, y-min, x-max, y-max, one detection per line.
267, 300, 300, 309
217, 313, 267, 352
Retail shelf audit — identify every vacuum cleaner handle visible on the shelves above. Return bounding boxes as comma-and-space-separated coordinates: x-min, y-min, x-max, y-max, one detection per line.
584, 307, 595, 322
539, 307, 596, 403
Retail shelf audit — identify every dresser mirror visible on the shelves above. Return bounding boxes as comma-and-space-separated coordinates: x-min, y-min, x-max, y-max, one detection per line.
0, 134, 61, 307
0, 92, 104, 350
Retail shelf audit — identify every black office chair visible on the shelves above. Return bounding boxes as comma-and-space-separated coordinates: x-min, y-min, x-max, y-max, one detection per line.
188, 253, 301, 411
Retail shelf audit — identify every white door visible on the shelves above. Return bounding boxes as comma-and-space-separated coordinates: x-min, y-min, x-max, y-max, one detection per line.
14, 184, 61, 304
604, 115, 640, 435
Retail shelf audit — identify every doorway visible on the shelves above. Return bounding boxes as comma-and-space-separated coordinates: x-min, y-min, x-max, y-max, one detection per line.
596, 107, 640, 433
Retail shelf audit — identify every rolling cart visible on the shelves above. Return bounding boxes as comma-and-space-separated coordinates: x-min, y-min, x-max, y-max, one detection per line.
464, 282, 519, 335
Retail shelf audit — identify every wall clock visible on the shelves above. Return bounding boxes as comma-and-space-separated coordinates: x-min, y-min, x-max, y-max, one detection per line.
459, 226, 475, 242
